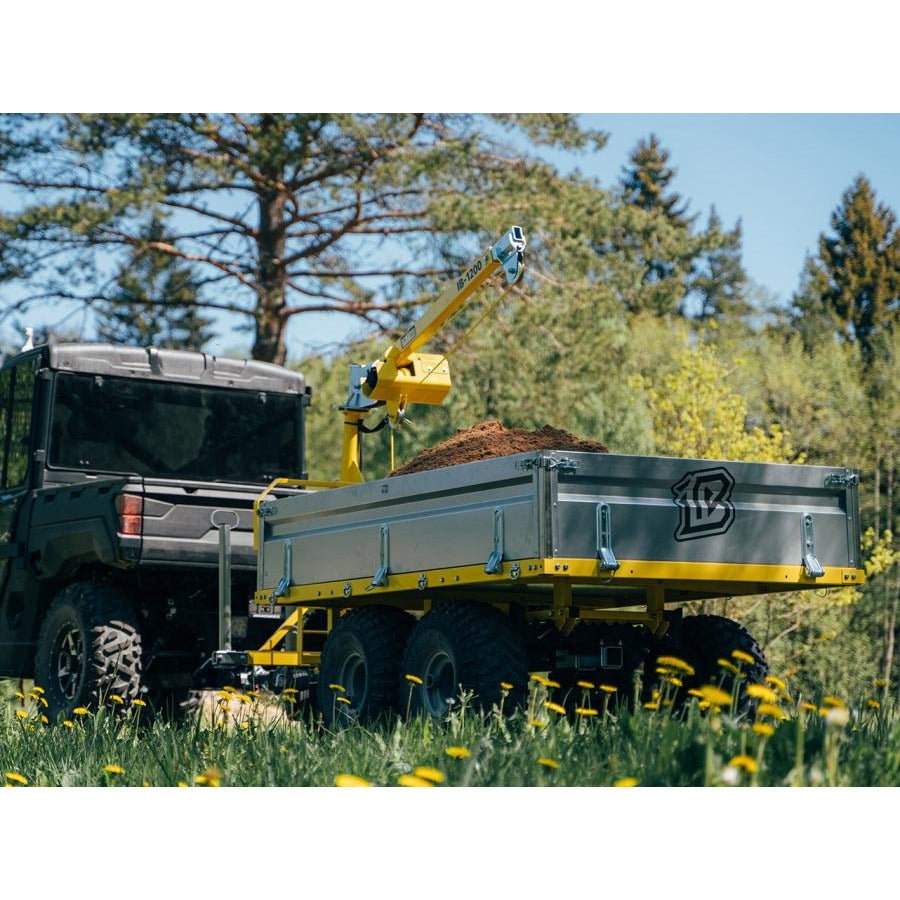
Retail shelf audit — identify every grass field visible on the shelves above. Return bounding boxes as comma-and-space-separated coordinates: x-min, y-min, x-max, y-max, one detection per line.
3, 660, 899, 788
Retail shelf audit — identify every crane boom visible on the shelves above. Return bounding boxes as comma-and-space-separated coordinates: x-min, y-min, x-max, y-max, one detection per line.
338, 227, 526, 482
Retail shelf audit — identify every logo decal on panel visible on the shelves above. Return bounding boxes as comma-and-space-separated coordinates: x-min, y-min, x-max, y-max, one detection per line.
671, 467, 736, 541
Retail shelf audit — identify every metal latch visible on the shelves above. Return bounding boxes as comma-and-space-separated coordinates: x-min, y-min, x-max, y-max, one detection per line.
801, 513, 825, 578
372, 524, 390, 587
273, 539, 293, 599
484, 507, 505, 574
824, 471, 860, 488
516, 455, 580, 473
595, 501, 620, 572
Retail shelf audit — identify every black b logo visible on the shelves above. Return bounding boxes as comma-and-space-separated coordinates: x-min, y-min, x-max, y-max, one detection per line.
672, 467, 736, 541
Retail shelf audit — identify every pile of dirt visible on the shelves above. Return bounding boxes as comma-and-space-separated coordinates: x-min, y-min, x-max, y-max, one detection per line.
390, 419, 608, 477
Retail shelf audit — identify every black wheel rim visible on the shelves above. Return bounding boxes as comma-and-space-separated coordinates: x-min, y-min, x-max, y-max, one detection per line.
338, 649, 367, 715
53, 625, 84, 701
421, 649, 456, 717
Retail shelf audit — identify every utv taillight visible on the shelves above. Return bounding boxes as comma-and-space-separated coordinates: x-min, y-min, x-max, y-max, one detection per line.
115, 493, 143, 535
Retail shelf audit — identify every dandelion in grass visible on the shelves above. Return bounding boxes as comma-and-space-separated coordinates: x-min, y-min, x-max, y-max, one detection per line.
799, 701, 817, 713
40, 715, 48, 725
874, 678, 889, 689
445, 747, 471, 759
656, 655, 695, 676
177, 781, 189, 787
335, 774, 371, 787
667, 676, 683, 688
543, 701, 566, 715
413, 766, 445, 784
195, 767, 224, 787
62, 720, 73, 729
236, 693, 251, 705
752, 722, 775, 737
598, 685, 617, 694
282, 687, 299, 696
14, 690, 25, 700
31, 686, 44, 695
756, 702, 788, 721
731, 650, 755, 665
217, 691, 232, 701
530, 674, 549, 686
404, 674, 423, 686
336, 696, 351, 705
73, 706, 89, 717
142, 781, 151, 788
717, 658, 739, 675
746, 684, 779, 703
822, 695, 845, 708
765, 675, 787, 691
537, 757, 559, 769
655, 666, 672, 677
108, 694, 124, 705
5, 772, 28, 786
398, 774, 434, 787
687, 688, 704, 698
729, 755, 758, 773
15, 709, 27, 720
247, 690, 260, 698
500, 682, 514, 691
575, 707, 598, 717
528, 719, 548, 729
643, 701, 660, 711
544, 679, 561, 689
614, 777, 638, 787
577, 680, 595, 690
867, 699, 881, 709
699, 685, 731, 708
239, 722, 249, 730
103, 764, 125, 776
132, 698, 146, 708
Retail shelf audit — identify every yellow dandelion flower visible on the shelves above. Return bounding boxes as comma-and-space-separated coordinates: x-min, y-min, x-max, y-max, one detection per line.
217, 691, 232, 701
499, 682, 514, 691
614, 777, 638, 787
239, 722, 249, 730
699, 685, 731, 707
822, 695, 845, 708
655, 666, 673, 676
194, 767, 223, 787
335, 774, 371, 787
5, 771, 28, 786
752, 722, 775, 737
445, 746, 471, 759
543, 701, 566, 715
874, 678, 889, 688
698, 700, 711, 710
236, 693, 251, 704
577, 680, 595, 690
15, 709, 27, 720
32, 686, 45, 694
142, 781, 150, 787
687, 688, 704, 698
282, 688, 299, 695
103, 764, 125, 775
544, 679, 561, 689
40, 715, 49, 725
667, 676, 683, 688
656, 656, 695, 676
413, 766, 445, 784
62, 720, 74, 729
177, 781, 189, 787
530, 673, 549, 686
73, 706, 90, 716
575, 707, 598, 717
132, 698, 146, 708
756, 702, 788, 720
336, 696, 351, 705
799, 701, 817, 712
28, 691, 40, 701
643, 701, 660, 711
108, 694, 124, 705
764, 675, 787, 691
746, 684, 779, 703
598, 684, 617, 694
731, 650, 755, 665
651, 689, 661, 699
528, 719, 548, 728
398, 774, 434, 787
729, 754, 758, 773
717, 658, 740, 674
404, 674, 423, 686
867, 699, 881, 709
221, 685, 236, 693
14, 691, 25, 700
537, 757, 559, 769
246, 690, 260, 698
282, 695, 297, 704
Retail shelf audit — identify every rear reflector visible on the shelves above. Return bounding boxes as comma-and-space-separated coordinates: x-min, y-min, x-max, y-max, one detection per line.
115, 493, 143, 536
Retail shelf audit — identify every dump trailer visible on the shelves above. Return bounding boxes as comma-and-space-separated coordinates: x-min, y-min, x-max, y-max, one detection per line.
200, 228, 866, 723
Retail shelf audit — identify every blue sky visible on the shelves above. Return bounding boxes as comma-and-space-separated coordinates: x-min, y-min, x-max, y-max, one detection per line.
2, 114, 898, 358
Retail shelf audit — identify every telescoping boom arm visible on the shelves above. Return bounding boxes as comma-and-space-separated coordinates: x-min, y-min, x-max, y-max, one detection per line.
339, 226, 526, 483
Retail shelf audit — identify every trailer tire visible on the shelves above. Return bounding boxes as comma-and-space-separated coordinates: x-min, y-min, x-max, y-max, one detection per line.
317, 606, 414, 726
674, 614, 768, 709
35, 582, 143, 722
401, 600, 528, 719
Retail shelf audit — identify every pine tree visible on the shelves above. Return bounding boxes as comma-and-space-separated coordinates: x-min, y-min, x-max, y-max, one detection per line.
795, 175, 899, 357
620, 133, 693, 228
691, 208, 749, 320
95, 218, 213, 350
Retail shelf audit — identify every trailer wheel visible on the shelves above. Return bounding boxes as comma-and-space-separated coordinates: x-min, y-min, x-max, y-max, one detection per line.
401, 600, 528, 719
317, 606, 414, 726
673, 614, 768, 708
35, 582, 143, 722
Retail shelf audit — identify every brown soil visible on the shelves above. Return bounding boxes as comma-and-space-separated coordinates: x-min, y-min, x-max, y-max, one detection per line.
390, 419, 608, 477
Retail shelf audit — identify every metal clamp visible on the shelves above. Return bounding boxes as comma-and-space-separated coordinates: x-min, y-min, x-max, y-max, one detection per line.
595, 501, 620, 572
372, 524, 390, 587
484, 507, 505, 574
825, 470, 860, 488
801, 513, 825, 578
491, 226, 527, 284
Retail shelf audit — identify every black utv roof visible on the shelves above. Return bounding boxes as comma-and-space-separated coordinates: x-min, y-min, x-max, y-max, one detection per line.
14, 343, 307, 394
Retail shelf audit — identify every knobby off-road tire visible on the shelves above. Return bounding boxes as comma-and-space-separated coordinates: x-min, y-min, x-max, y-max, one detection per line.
317, 606, 415, 727
401, 600, 528, 719
674, 614, 768, 711
35, 582, 143, 722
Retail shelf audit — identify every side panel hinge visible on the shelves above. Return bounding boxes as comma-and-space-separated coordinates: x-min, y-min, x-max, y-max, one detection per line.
371, 524, 390, 587
801, 512, 825, 579
824, 470, 860, 488
595, 501, 620, 572
516, 455, 579, 473
484, 507, 505, 574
